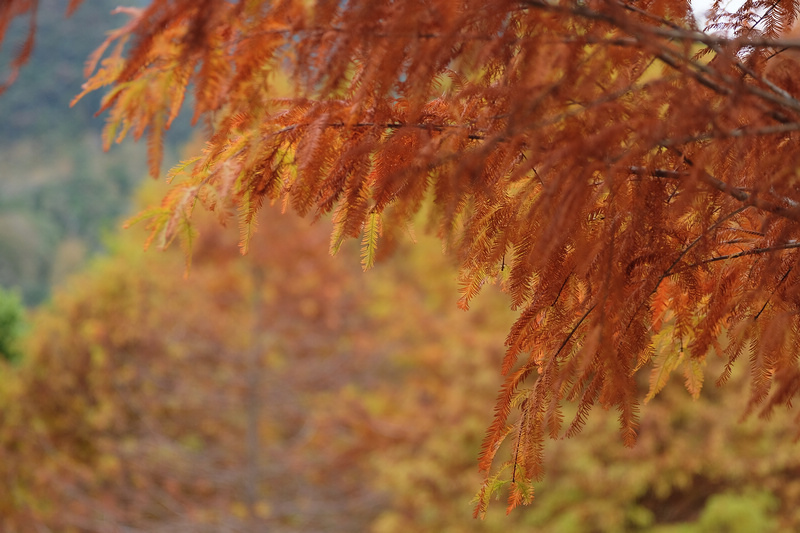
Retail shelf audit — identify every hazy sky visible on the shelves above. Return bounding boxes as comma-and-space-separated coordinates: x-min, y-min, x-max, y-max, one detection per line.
692, 0, 748, 28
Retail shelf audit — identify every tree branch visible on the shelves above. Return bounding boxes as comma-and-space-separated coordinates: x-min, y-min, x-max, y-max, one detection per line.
688, 242, 800, 267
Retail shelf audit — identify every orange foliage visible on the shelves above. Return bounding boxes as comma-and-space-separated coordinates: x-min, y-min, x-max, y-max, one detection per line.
0, 0, 36, 93
8, 0, 800, 512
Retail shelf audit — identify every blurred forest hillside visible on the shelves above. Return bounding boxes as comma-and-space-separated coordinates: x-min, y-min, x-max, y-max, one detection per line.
0, 0, 187, 305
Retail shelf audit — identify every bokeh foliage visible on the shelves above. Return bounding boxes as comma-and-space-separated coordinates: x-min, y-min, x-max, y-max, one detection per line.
1, 184, 799, 530
0, 286, 24, 363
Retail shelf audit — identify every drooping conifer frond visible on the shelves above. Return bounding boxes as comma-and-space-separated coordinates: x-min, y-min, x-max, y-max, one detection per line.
0, 0, 37, 95
12, 0, 800, 515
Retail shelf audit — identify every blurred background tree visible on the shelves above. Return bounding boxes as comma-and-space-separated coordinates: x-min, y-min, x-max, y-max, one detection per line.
0, 185, 508, 530
0, 286, 24, 363
0, 180, 799, 531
